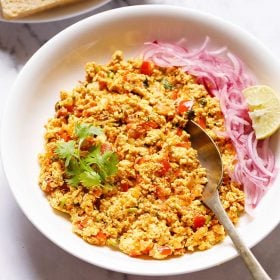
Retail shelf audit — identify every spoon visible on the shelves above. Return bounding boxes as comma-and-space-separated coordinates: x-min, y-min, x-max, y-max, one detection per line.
185, 120, 271, 280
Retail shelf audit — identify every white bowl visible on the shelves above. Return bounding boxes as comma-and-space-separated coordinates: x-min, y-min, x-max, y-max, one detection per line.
0, 0, 111, 23
1, 5, 280, 276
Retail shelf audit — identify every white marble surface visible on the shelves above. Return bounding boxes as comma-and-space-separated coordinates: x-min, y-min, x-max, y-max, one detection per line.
0, 0, 280, 279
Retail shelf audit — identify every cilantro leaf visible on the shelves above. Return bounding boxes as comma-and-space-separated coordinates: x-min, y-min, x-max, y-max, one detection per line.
84, 146, 118, 180
76, 123, 103, 140
54, 123, 118, 191
65, 158, 82, 187
75, 123, 103, 150
66, 158, 82, 176
55, 140, 77, 166
66, 175, 80, 187
79, 170, 101, 188
101, 151, 118, 177
84, 146, 101, 166
85, 144, 102, 163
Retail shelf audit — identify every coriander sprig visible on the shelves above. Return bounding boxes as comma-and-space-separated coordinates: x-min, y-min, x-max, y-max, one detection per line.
55, 123, 118, 190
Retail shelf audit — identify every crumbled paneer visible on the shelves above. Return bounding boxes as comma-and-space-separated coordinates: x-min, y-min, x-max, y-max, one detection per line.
38, 51, 244, 259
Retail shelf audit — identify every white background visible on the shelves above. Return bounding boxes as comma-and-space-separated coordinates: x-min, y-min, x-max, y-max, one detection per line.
0, 1, 279, 279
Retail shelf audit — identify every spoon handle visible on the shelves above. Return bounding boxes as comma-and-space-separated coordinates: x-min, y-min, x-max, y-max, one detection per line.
205, 191, 271, 280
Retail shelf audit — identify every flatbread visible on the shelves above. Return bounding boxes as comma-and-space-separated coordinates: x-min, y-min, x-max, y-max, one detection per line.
1, 0, 82, 19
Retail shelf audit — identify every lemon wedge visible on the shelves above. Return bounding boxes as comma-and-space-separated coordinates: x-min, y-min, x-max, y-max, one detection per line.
243, 85, 280, 139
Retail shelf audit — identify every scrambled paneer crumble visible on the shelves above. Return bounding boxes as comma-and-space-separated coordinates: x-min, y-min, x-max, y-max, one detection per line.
38, 51, 244, 259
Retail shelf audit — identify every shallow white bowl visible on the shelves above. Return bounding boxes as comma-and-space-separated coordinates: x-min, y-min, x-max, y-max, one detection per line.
1, 5, 280, 276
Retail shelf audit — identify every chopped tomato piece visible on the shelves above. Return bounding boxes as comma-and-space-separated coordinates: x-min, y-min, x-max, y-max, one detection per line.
120, 182, 130, 192
99, 80, 107, 90
166, 114, 175, 122
64, 104, 74, 113
95, 231, 107, 245
172, 90, 179, 100
127, 121, 158, 139
127, 128, 143, 139
157, 158, 171, 176
155, 186, 167, 200
77, 217, 89, 230
96, 231, 107, 240
193, 215, 206, 229
176, 128, 183, 136
59, 131, 71, 141
74, 108, 83, 117
176, 100, 194, 115
140, 61, 153, 75
135, 157, 146, 164
197, 117, 206, 129
140, 120, 159, 129
158, 246, 172, 256
174, 169, 181, 177
175, 142, 190, 148
142, 246, 152, 255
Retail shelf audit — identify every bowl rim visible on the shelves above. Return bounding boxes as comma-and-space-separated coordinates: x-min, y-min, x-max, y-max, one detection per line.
1, 4, 280, 276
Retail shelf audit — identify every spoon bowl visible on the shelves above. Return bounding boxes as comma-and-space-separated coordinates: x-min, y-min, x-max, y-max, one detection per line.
185, 120, 223, 200
185, 120, 271, 280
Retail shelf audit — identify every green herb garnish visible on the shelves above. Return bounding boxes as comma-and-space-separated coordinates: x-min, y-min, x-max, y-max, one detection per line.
75, 123, 103, 150
55, 123, 118, 190
162, 79, 173, 90
56, 141, 78, 166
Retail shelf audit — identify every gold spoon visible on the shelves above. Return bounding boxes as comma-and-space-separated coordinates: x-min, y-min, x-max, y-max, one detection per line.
185, 120, 271, 280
